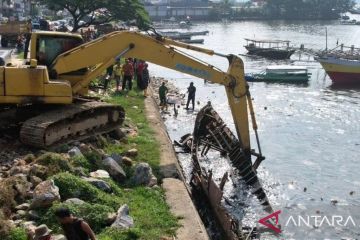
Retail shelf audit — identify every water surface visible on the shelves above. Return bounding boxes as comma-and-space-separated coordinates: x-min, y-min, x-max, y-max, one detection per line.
149, 19, 360, 239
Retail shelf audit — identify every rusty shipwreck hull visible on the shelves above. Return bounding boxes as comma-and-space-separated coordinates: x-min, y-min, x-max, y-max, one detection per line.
180, 103, 273, 240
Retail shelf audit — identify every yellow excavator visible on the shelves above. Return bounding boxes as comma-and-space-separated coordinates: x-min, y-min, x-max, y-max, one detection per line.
0, 30, 263, 164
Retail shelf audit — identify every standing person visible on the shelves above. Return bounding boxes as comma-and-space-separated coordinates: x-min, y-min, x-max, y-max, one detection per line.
55, 207, 96, 240
122, 58, 134, 91
141, 63, 150, 97
159, 82, 168, 111
113, 61, 122, 91
23, 19, 32, 59
136, 60, 145, 89
186, 82, 196, 110
103, 65, 114, 91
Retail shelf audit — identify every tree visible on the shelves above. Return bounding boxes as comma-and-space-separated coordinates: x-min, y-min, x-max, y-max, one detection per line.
264, 0, 355, 19
37, 0, 150, 32
209, 0, 234, 20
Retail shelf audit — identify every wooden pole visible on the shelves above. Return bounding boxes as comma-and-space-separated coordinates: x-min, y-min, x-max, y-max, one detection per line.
325, 27, 328, 52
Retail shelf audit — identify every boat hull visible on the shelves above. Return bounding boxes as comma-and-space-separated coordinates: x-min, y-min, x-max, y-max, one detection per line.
317, 57, 360, 85
246, 74, 309, 83
245, 46, 295, 59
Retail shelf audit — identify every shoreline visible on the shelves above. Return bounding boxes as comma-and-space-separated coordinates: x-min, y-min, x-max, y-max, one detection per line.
144, 80, 209, 240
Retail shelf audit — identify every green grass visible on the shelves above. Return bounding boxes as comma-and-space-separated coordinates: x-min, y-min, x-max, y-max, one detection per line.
39, 172, 178, 239
105, 90, 162, 177
17, 51, 24, 59
34, 88, 179, 240
4, 228, 27, 240
1, 87, 178, 239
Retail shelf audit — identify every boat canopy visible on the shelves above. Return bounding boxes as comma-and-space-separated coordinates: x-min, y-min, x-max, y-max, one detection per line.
244, 38, 291, 44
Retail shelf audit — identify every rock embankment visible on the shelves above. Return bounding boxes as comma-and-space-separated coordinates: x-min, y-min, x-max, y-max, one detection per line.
0, 125, 159, 239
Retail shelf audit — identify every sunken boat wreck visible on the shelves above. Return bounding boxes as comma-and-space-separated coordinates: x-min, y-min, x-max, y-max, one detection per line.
176, 103, 276, 240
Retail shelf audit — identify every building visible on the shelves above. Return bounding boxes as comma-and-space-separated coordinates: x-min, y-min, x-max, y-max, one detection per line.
0, 0, 32, 20
144, 0, 213, 20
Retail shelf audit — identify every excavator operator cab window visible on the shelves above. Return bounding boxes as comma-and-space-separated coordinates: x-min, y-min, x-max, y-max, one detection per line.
36, 35, 83, 68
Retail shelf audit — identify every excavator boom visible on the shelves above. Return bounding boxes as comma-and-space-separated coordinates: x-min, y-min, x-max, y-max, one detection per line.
51, 31, 253, 156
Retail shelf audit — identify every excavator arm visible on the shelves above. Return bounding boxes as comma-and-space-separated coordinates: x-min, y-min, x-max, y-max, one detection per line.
51, 31, 260, 160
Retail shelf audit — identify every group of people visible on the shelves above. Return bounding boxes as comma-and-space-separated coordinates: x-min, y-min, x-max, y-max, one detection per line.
159, 82, 197, 111
103, 58, 150, 96
79, 28, 99, 42
29, 207, 96, 240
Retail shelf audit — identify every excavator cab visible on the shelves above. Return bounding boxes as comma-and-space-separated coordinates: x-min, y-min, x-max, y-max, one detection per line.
29, 32, 83, 68
35, 34, 83, 68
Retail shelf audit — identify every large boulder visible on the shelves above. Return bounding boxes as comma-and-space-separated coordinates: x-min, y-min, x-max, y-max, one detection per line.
9, 165, 30, 176
125, 149, 138, 157
122, 157, 134, 167
29, 164, 48, 180
15, 203, 30, 211
28, 210, 41, 221
68, 147, 84, 158
102, 157, 126, 182
89, 170, 110, 179
110, 153, 122, 166
83, 177, 112, 193
30, 180, 60, 209
131, 163, 157, 187
111, 204, 134, 229
65, 198, 85, 205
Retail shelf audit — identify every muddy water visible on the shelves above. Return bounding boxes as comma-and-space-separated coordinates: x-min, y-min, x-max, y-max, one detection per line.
150, 19, 360, 239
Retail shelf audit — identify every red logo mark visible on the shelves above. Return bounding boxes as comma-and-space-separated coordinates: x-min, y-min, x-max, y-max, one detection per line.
258, 210, 282, 233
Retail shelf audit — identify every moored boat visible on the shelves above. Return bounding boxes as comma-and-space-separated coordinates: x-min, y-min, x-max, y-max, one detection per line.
316, 55, 360, 85
245, 65, 311, 83
316, 45, 360, 85
244, 38, 295, 59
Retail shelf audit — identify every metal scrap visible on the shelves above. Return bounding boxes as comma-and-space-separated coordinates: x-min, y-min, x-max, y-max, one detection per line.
177, 102, 274, 240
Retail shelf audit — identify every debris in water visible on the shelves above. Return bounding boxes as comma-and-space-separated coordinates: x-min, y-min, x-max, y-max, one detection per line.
177, 103, 273, 240
350, 191, 355, 195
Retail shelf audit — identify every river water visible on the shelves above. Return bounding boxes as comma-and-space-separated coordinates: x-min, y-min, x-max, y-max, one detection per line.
149, 18, 360, 239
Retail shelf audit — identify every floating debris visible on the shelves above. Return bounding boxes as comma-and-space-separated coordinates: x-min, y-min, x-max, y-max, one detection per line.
177, 103, 274, 239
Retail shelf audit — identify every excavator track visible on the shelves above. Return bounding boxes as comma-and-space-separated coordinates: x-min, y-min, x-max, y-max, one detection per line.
20, 102, 125, 148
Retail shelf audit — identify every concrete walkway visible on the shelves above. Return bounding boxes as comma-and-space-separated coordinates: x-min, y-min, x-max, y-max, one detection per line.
144, 90, 209, 240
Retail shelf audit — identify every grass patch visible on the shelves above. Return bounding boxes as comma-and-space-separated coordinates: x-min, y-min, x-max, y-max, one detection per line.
34, 88, 178, 239
40, 172, 178, 239
17, 51, 24, 60
41, 202, 114, 233
3, 228, 27, 240
35, 152, 73, 177
106, 90, 161, 177
0, 87, 178, 239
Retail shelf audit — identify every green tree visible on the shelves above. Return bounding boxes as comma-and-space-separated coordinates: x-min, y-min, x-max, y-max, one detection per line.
264, 0, 355, 19
37, 0, 150, 32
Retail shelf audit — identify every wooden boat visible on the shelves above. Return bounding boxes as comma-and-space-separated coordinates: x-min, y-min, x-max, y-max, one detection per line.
245, 65, 311, 83
159, 30, 209, 37
244, 38, 295, 59
316, 45, 360, 85
340, 19, 360, 25
180, 39, 204, 44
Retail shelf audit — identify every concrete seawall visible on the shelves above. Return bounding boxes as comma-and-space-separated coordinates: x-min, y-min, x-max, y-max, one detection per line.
144, 87, 209, 240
